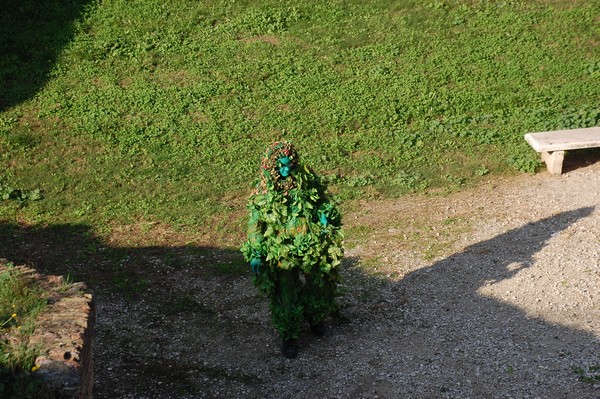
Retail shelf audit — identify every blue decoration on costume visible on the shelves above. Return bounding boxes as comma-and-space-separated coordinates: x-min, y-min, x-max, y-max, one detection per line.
279, 165, 291, 178
250, 257, 262, 273
319, 212, 328, 227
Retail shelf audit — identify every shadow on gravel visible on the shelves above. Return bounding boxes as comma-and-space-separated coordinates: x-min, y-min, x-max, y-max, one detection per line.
0, 221, 247, 398
0, 0, 92, 110
0, 207, 598, 398
337, 206, 599, 398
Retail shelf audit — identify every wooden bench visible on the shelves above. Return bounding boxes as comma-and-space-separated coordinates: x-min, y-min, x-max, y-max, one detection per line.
524, 126, 600, 175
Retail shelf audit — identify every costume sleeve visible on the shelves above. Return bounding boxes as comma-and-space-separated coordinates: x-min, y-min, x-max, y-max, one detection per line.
241, 205, 265, 263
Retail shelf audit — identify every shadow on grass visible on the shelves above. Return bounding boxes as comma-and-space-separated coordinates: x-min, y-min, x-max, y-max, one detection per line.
0, 0, 92, 111
0, 207, 599, 397
0, 221, 245, 294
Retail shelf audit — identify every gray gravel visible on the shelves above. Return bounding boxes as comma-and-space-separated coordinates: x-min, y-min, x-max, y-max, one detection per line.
94, 161, 600, 398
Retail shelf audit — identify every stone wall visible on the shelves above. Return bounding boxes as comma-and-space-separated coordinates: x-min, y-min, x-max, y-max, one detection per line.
0, 261, 94, 398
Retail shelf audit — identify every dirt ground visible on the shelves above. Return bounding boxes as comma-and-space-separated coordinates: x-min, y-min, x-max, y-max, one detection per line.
3, 154, 598, 398
85, 152, 599, 398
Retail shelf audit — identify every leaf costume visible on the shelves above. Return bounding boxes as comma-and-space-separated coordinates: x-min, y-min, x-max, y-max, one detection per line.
241, 141, 343, 346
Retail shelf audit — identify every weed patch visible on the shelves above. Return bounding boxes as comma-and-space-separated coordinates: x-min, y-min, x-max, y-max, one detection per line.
573, 365, 600, 385
0, 263, 47, 399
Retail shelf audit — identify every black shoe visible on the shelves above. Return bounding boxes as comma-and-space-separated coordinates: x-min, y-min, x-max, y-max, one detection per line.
281, 339, 298, 359
310, 322, 326, 337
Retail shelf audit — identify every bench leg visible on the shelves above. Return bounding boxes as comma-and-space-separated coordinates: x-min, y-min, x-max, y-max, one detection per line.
541, 150, 565, 175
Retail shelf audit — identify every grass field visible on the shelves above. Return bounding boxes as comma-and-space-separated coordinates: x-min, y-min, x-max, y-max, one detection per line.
1, 0, 598, 235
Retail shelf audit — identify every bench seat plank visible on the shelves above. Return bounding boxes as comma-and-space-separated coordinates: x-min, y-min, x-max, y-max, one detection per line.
524, 126, 600, 152
524, 126, 600, 175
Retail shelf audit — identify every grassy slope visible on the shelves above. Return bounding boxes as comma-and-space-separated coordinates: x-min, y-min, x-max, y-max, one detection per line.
0, 0, 598, 238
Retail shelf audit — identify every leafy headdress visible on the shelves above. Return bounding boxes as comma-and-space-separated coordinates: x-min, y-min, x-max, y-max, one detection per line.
258, 141, 299, 193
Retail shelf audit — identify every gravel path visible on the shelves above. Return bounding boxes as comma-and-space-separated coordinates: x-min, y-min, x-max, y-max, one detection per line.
94, 160, 600, 398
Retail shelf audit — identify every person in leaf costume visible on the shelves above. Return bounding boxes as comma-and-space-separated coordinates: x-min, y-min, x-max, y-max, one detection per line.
241, 141, 343, 358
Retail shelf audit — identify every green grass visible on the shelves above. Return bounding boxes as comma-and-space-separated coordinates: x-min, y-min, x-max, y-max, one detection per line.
1, 0, 599, 233
0, 264, 47, 399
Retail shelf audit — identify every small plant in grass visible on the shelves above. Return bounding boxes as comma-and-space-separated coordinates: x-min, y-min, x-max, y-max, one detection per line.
0, 313, 17, 328
0, 179, 42, 203
0, 263, 47, 399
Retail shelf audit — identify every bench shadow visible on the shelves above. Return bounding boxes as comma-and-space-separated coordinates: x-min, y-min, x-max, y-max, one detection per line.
562, 147, 600, 174
0, 0, 91, 110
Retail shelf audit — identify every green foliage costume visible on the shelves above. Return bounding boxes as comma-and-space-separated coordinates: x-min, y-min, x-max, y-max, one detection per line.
241, 141, 343, 356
